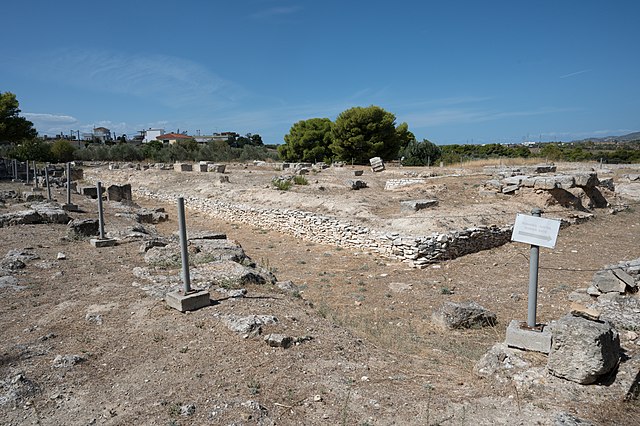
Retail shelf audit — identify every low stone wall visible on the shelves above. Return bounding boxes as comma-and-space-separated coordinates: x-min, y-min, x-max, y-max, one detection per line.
137, 189, 513, 268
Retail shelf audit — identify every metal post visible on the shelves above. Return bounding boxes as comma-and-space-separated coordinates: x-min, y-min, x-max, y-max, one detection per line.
177, 197, 192, 293
97, 182, 105, 239
25, 160, 30, 184
33, 161, 39, 189
45, 166, 52, 201
66, 163, 72, 205
13, 159, 18, 181
527, 208, 542, 327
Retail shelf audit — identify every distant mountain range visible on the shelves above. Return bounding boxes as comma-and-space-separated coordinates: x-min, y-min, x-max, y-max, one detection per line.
572, 131, 640, 143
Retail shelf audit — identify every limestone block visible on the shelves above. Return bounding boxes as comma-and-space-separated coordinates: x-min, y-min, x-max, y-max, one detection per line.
432, 301, 497, 330
68, 218, 99, 238
547, 314, 620, 384
174, 163, 192, 172
107, 184, 132, 202
593, 270, 627, 294
574, 172, 599, 188
400, 199, 438, 212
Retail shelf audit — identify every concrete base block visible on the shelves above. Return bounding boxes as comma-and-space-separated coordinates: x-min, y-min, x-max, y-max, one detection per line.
166, 289, 210, 312
505, 319, 552, 354
90, 238, 117, 248
63, 203, 79, 212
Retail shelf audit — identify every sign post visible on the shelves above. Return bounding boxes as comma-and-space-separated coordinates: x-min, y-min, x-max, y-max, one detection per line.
506, 209, 560, 353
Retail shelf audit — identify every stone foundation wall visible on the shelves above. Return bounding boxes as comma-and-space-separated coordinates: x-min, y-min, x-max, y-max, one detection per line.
137, 189, 513, 268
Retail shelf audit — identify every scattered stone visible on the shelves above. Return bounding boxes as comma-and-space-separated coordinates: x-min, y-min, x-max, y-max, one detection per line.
264, 333, 293, 348
0, 257, 25, 271
592, 270, 627, 294
276, 280, 300, 294
474, 343, 530, 382
192, 261, 270, 287
215, 287, 247, 298
611, 268, 637, 291
68, 218, 99, 238
139, 239, 169, 253
354, 170, 364, 176
188, 231, 227, 240
501, 184, 519, 194
547, 314, 620, 384
52, 354, 86, 368
221, 314, 277, 335
174, 163, 192, 172
85, 313, 103, 325
570, 302, 601, 321
180, 404, 196, 416
554, 412, 594, 426
400, 199, 438, 212
347, 180, 367, 190
107, 183, 133, 201
56, 252, 66, 260
0, 275, 21, 290
432, 301, 497, 330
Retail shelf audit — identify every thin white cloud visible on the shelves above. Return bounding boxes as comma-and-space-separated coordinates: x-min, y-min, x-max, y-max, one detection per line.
404, 107, 579, 128
559, 69, 591, 79
19, 49, 247, 109
23, 113, 77, 124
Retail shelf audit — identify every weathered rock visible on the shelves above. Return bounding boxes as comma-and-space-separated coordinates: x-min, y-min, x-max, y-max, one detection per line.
264, 333, 293, 348
432, 301, 497, 329
174, 163, 192, 172
592, 296, 640, 331
276, 280, 300, 294
547, 314, 620, 384
501, 184, 519, 194
107, 184, 132, 202
611, 268, 637, 291
135, 208, 168, 224
347, 180, 367, 190
191, 260, 268, 287
52, 354, 86, 368
188, 231, 227, 240
0, 275, 21, 290
400, 199, 438, 212
570, 302, 601, 321
593, 270, 627, 294
31, 202, 69, 224
221, 314, 277, 334
191, 239, 247, 264
0, 210, 41, 227
474, 343, 530, 382
67, 218, 99, 238
554, 412, 595, 426
139, 239, 168, 253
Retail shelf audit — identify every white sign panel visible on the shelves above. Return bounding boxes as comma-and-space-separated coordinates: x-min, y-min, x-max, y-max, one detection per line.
511, 214, 561, 249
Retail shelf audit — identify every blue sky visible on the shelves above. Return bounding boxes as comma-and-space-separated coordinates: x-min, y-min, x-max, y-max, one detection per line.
2, 0, 639, 145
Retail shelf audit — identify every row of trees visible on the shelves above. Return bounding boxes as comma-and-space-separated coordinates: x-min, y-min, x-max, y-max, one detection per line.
0, 138, 279, 164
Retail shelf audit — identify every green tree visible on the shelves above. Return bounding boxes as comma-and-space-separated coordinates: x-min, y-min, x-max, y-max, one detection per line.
9, 138, 52, 161
395, 122, 416, 151
400, 139, 441, 166
330, 105, 403, 163
0, 92, 37, 143
50, 139, 75, 162
279, 118, 333, 162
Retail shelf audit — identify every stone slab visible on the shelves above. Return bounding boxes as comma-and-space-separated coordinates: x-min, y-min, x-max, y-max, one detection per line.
166, 289, 210, 312
505, 319, 552, 354
90, 238, 117, 248
62, 203, 79, 212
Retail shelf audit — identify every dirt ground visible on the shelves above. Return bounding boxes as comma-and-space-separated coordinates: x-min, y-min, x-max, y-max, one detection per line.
1, 161, 639, 425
